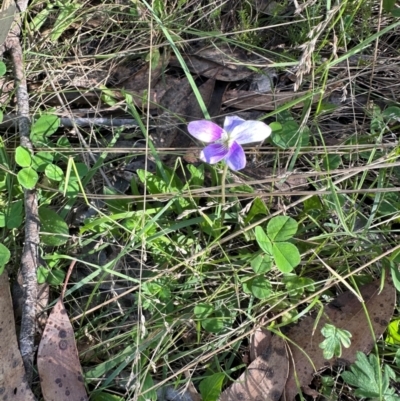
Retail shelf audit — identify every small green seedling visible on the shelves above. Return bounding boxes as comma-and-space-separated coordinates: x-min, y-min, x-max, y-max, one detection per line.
319, 323, 352, 359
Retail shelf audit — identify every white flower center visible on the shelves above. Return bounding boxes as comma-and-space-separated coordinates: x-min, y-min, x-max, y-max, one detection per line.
219, 130, 233, 149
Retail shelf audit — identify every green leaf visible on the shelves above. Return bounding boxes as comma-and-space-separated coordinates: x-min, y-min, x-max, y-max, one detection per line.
283, 275, 315, 296
392, 8, 400, 17
15, 146, 32, 168
194, 303, 214, 319
251, 254, 272, 274
0, 61, 6, 76
39, 207, 69, 246
250, 276, 272, 299
0, 243, 10, 274
244, 197, 269, 224
199, 373, 225, 401
255, 226, 272, 254
383, 106, 400, 122
319, 324, 352, 359
272, 242, 300, 273
32, 151, 54, 172
46, 268, 65, 285
267, 216, 298, 241
37, 266, 48, 284
50, 1, 82, 42
271, 120, 308, 149
322, 154, 341, 171
383, 0, 396, 12
137, 372, 157, 401
6, 199, 23, 229
187, 163, 204, 188
202, 317, 225, 333
91, 392, 124, 401
45, 163, 64, 181
341, 352, 399, 399
201, 307, 233, 333
386, 319, 400, 344
103, 186, 131, 213
17, 167, 39, 189
30, 114, 60, 144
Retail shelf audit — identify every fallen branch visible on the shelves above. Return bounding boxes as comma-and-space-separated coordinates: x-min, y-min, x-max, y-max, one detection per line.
4, 0, 39, 383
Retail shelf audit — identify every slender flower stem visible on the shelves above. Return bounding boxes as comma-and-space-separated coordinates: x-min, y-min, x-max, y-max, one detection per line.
221, 164, 229, 205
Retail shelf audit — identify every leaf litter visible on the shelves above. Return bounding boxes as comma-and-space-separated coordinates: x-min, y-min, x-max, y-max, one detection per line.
37, 260, 89, 401
283, 274, 396, 400
0, 271, 35, 400
220, 275, 395, 401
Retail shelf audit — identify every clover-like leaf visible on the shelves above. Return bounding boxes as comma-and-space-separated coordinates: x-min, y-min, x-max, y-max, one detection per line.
267, 216, 298, 242
319, 323, 352, 359
15, 146, 32, 168
272, 242, 300, 273
251, 254, 272, 274
255, 226, 272, 254
45, 164, 64, 182
250, 276, 272, 299
17, 167, 38, 189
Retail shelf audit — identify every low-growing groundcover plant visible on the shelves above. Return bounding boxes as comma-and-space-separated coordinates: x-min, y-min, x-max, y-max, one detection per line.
1, 1, 400, 400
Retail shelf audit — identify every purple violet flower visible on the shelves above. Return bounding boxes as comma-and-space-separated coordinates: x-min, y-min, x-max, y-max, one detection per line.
188, 115, 271, 171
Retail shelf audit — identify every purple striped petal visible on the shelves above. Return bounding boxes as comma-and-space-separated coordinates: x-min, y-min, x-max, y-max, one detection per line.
200, 143, 229, 164
223, 115, 245, 133
225, 141, 246, 171
188, 120, 224, 143
230, 120, 272, 144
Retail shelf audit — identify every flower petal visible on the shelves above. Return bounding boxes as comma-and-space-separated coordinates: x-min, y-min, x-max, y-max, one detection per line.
188, 120, 224, 143
230, 120, 272, 144
223, 115, 245, 134
200, 143, 229, 164
225, 141, 246, 171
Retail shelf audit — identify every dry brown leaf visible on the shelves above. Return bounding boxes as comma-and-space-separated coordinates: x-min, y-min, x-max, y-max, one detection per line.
250, 327, 272, 361
283, 276, 396, 401
170, 44, 252, 82
153, 77, 215, 151
222, 89, 327, 110
0, 272, 36, 400
220, 335, 288, 401
37, 298, 88, 401
170, 54, 252, 82
121, 52, 169, 92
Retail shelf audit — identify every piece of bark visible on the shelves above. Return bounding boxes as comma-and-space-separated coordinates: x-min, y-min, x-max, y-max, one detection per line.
0, 272, 36, 400
283, 276, 396, 401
